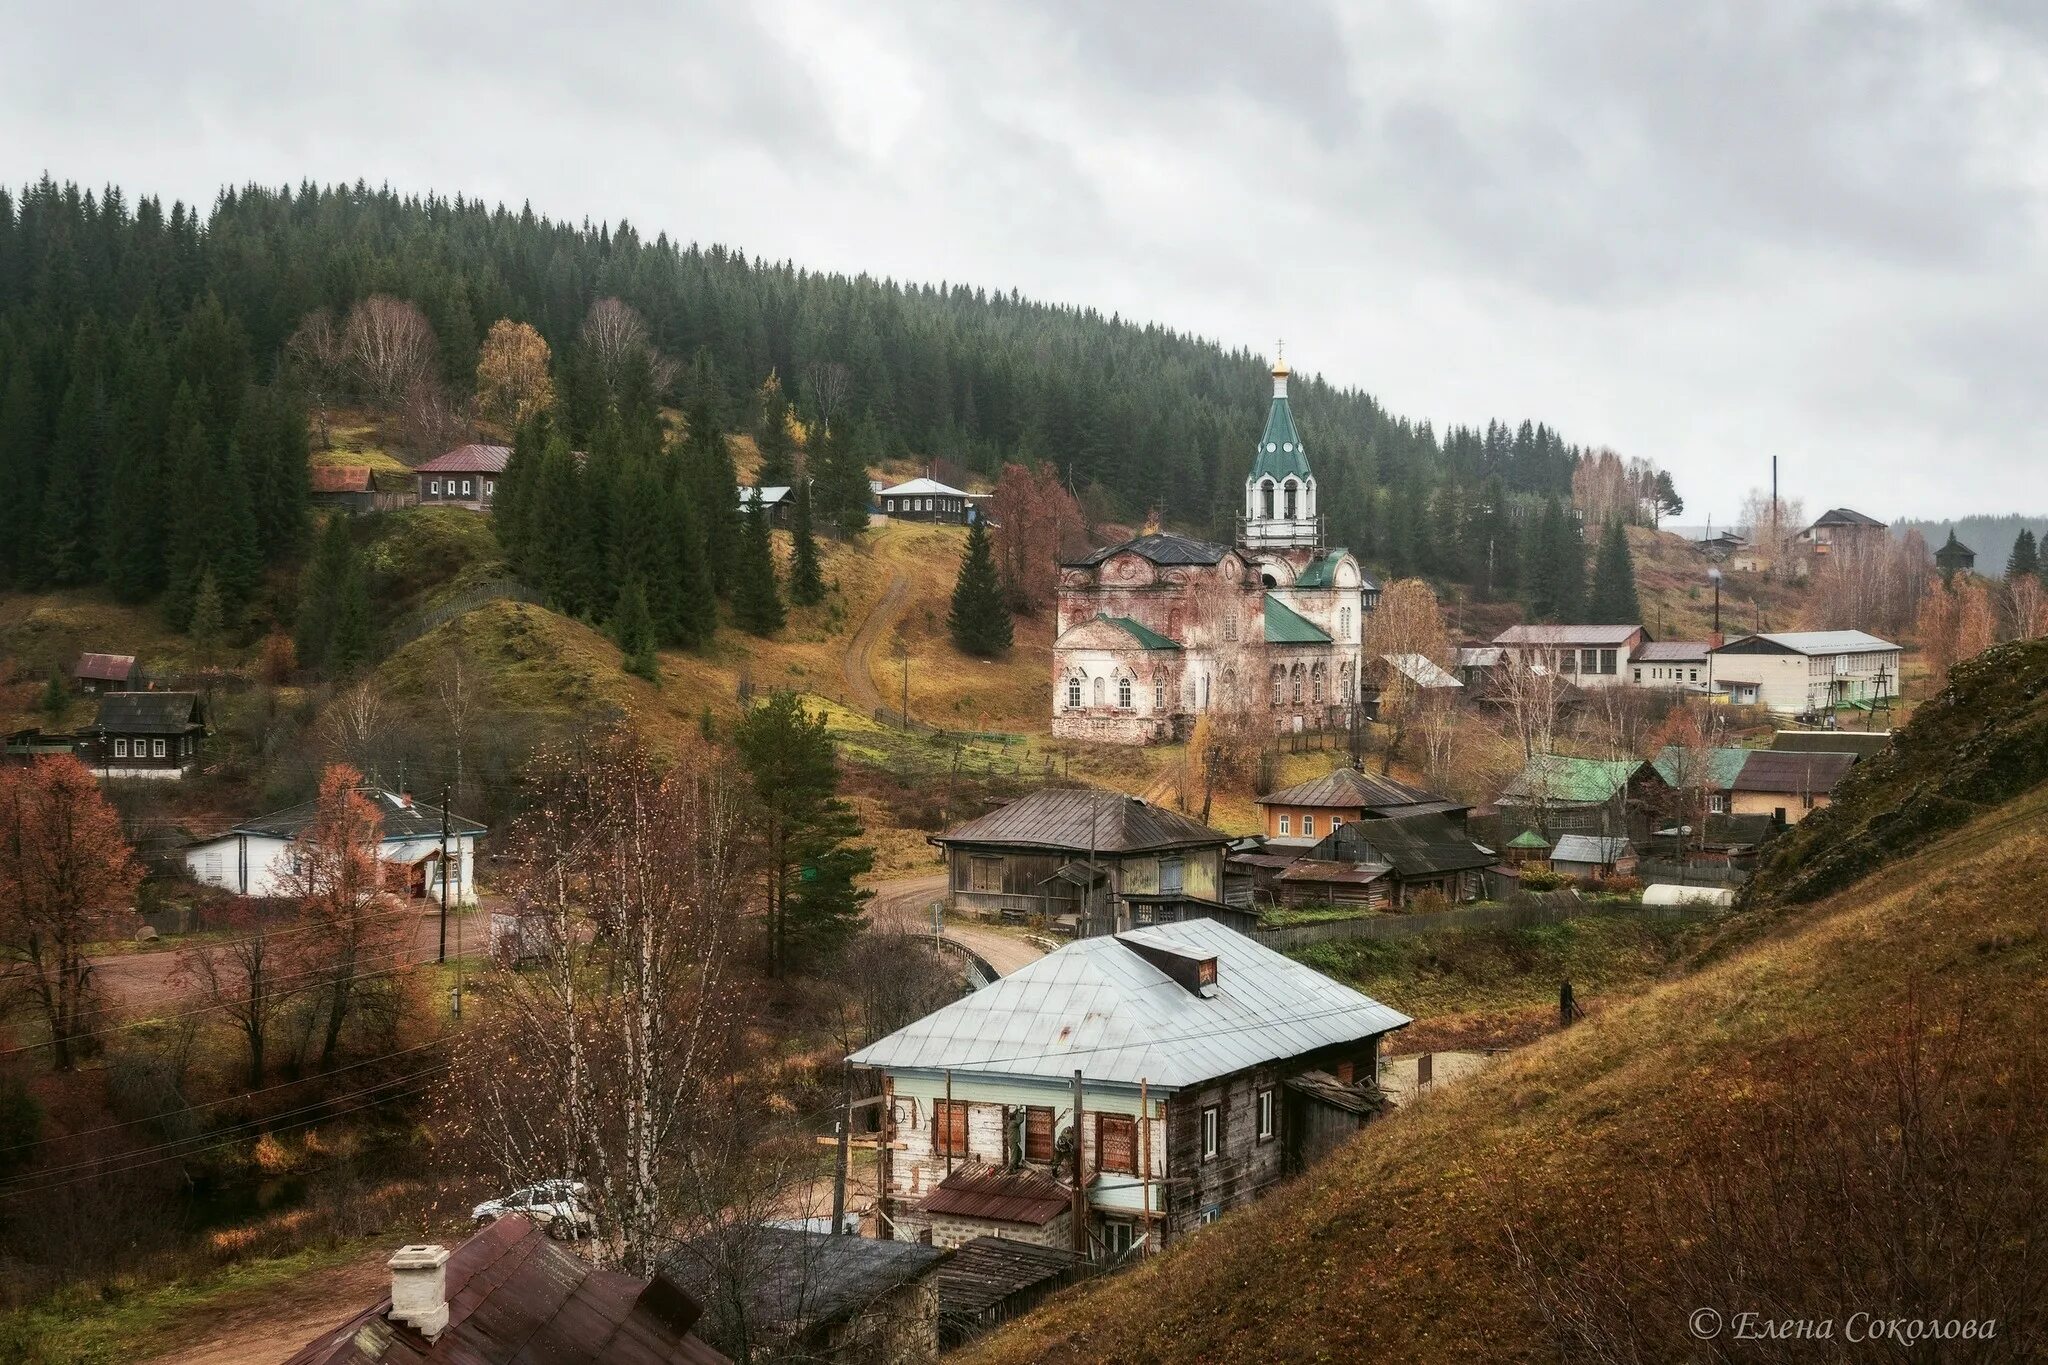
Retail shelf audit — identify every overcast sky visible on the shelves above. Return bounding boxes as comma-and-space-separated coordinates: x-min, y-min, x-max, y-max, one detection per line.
9, 1, 2046, 524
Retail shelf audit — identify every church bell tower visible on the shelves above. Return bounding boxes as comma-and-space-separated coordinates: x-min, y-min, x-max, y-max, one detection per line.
1240, 353, 1320, 551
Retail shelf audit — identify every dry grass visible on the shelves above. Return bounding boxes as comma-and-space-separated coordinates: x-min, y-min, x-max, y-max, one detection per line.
1629, 524, 1810, 640
965, 787, 2048, 1363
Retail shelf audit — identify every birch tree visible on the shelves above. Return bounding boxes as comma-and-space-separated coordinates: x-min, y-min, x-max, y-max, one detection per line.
341, 295, 438, 408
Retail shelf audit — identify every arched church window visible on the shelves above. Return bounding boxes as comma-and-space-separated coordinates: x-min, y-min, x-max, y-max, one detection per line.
1340, 606, 1352, 639
1223, 612, 1238, 642
1067, 676, 1082, 709
1312, 663, 1325, 704
1269, 664, 1285, 707
1283, 479, 1298, 519
1260, 479, 1275, 519
1222, 668, 1237, 706
1291, 663, 1305, 704
1118, 676, 1132, 709
1092, 676, 1106, 706
1154, 676, 1166, 710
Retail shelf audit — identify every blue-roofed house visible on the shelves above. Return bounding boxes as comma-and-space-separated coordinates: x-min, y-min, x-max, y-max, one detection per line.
848, 919, 1409, 1261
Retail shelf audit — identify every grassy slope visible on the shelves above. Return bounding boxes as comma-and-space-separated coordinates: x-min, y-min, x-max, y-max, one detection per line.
969, 768, 2048, 1356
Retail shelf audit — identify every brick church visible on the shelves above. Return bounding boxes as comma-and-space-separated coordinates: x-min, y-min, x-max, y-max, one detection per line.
1051, 357, 1377, 745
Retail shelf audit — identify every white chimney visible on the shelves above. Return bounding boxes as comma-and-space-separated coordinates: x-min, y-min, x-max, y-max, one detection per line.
388, 1244, 450, 1340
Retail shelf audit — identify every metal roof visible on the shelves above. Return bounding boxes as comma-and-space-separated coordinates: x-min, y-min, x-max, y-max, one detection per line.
1276, 858, 1393, 886
1100, 615, 1180, 650
1257, 767, 1451, 814
1305, 813, 1495, 878
1456, 646, 1506, 668
935, 789, 1227, 855
847, 920, 1410, 1089
878, 476, 976, 497
73, 652, 136, 681
226, 787, 486, 842
1069, 533, 1231, 569
1651, 745, 1753, 791
922, 1166, 1070, 1225
738, 485, 791, 506
1551, 834, 1634, 864
1499, 755, 1647, 805
1808, 507, 1886, 529
1263, 594, 1332, 644
93, 691, 203, 734
310, 465, 373, 493
1249, 376, 1310, 482
1729, 750, 1856, 794
663, 1228, 945, 1348
284, 1216, 727, 1365
1771, 730, 1890, 756
1635, 640, 1710, 662
1292, 550, 1349, 589
414, 443, 512, 474
1493, 624, 1643, 646
1716, 630, 1898, 656
1381, 653, 1462, 689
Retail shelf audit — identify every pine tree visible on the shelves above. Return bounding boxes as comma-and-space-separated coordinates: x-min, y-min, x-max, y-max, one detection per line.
1588, 519, 1642, 623
2006, 529, 2040, 582
685, 401, 741, 597
0, 365, 46, 589
787, 479, 826, 606
757, 377, 796, 486
665, 471, 717, 647
38, 671, 67, 725
612, 576, 660, 683
732, 498, 785, 636
948, 518, 1011, 656
296, 516, 354, 672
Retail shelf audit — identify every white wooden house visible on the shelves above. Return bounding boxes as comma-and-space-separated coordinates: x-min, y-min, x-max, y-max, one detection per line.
186, 787, 485, 904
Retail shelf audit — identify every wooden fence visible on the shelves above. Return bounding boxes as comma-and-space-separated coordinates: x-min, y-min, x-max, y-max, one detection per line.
1251, 895, 1723, 953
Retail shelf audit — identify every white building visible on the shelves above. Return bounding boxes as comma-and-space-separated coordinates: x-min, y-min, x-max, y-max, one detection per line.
1490, 624, 1648, 690
185, 787, 485, 904
1709, 630, 1902, 715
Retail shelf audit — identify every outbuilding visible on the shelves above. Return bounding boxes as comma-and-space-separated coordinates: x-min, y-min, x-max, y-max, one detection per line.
186, 786, 485, 903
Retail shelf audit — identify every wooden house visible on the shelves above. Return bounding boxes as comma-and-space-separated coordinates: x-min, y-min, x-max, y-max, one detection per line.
1935, 530, 1977, 578
186, 786, 485, 903
1497, 754, 1663, 841
1254, 766, 1467, 843
309, 464, 376, 513
664, 1228, 945, 1363
72, 652, 137, 694
89, 692, 206, 779
737, 484, 793, 527
1283, 812, 1495, 907
932, 789, 1231, 936
1793, 507, 1887, 561
414, 444, 510, 510
848, 920, 1409, 1261
877, 476, 980, 524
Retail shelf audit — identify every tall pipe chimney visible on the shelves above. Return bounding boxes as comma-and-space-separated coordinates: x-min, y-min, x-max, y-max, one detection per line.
388, 1244, 450, 1340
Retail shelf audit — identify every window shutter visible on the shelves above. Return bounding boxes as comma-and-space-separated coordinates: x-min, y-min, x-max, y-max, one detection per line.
1096, 1114, 1136, 1173
1026, 1106, 1055, 1162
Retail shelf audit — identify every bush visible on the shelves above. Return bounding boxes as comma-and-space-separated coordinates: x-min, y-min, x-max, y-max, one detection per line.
1589, 874, 1643, 898
1519, 866, 1570, 891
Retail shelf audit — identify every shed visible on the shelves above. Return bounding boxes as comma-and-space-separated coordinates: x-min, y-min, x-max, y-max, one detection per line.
1550, 834, 1638, 880
72, 652, 137, 693
934, 1236, 1089, 1349
309, 464, 376, 512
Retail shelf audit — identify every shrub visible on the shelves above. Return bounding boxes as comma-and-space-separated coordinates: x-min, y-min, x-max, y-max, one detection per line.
1519, 866, 1570, 891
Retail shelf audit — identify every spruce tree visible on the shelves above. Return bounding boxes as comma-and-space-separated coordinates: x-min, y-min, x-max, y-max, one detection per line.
2006, 529, 2040, 581
296, 515, 353, 672
1588, 519, 1642, 623
0, 366, 46, 589
757, 378, 796, 486
948, 518, 1011, 656
188, 571, 226, 661
665, 471, 717, 647
787, 478, 826, 606
328, 562, 374, 676
1554, 509, 1588, 623
612, 576, 660, 682
732, 499, 785, 636
686, 401, 741, 597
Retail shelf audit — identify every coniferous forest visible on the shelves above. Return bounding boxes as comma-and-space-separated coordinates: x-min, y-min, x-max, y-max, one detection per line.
0, 177, 1612, 629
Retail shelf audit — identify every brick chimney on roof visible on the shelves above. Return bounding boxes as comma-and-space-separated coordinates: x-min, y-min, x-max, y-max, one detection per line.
387, 1243, 450, 1340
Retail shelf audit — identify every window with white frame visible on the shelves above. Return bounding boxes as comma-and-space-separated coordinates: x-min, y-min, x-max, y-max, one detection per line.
114, 739, 127, 757
462, 480, 472, 495
1067, 677, 1082, 709
1154, 678, 1165, 709
1279, 814, 1291, 836
1340, 606, 1352, 639
1200, 1105, 1219, 1161
1118, 676, 1132, 708
430, 480, 441, 495
1257, 1088, 1275, 1140
1709, 794, 1727, 813
152, 739, 166, 757
1197, 1206, 1222, 1226
1301, 815, 1314, 838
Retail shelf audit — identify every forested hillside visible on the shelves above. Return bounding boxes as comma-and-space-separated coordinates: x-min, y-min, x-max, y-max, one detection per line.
0, 177, 1606, 606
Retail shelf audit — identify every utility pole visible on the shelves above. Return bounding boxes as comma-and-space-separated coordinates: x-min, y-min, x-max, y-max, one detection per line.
1071, 1069, 1088, 1256
832, 1068, 851, 1235
438, 786, 451, 965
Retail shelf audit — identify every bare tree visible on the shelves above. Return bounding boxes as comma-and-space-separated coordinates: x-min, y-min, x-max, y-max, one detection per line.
395, 377, 471, 459
580, 297, 676, 402
436, 642, 482, 816
284, 308, 346, 447
341, 295, 439, 408
452, 731, 750, 1277
800, 360, 852, 431
319, 680, 390, 777
283, 765, 407, 1070
177, 898, 301, 1087
1368, 579, 1454, 775
1494, 655, 1570, 762
2008, 574, 2048, 641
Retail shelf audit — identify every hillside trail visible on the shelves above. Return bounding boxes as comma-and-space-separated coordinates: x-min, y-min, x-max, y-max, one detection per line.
142, 1248, 389, 1365
842, 562, 911, 716
866, 871, 1046, 977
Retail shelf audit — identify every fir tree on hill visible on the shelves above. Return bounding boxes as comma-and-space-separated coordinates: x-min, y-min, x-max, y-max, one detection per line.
612, 576, 660, 683
1524, 497, 1586, 622
787, 479, 825, 607
949, 517, 1012, 657
756, 373, 797, 487
732, 498, 785, 636
2006, 528, 2039, 581
1588, 519, 1642, 624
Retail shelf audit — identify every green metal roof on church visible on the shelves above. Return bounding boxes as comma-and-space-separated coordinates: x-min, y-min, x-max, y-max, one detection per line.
1263, 594, 1332, 644
1250, 388, 1310, 482
1293, 550, 1350, 588
1101, 614, 1181, 650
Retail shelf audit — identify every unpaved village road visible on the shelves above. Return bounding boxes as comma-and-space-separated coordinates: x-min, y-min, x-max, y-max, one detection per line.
867, 871, 1046, 977
841, 566, 911, 716
142, 1249, 390, 1365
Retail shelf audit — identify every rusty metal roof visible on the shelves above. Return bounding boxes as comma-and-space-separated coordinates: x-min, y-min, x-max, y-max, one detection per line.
72, 652, 136, 681
923, 1165, 1071, 1225
937, 789, 1230, 855
311, 465, 374, 493
1276, 858, 1393, 886
415, 443, 512, 474
1257, 767, 1452, 814
283, 1216, 727, 1365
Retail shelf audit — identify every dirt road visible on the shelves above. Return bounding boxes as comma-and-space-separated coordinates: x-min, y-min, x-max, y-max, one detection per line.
841, 566, 911, 716
867, 871, 1046, 977
143, 1248, 389, 1365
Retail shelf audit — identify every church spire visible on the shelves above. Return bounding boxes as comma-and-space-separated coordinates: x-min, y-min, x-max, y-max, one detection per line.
1250, 352, 1309, 482
1242, 349, 1319, 550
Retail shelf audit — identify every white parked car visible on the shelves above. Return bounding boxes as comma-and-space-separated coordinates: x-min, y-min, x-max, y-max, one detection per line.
472, 1179, 593, 1239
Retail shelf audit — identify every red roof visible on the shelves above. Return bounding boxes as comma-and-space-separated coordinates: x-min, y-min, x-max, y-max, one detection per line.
73, 653, 136, 682
283, 1216, 727, 1365
311, 465, 373, 493
922, 1165, 1071, 1226
415, 444, 512, 475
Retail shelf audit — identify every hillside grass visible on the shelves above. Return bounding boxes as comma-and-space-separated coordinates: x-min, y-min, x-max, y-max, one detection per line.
966, 782, 2048, 1363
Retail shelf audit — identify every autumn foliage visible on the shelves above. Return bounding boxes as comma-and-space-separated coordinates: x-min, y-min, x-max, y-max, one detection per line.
988, 462, 1089, 614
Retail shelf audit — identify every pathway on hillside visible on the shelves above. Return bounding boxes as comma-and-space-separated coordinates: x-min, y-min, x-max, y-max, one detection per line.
143, 1248, 390, 1365
841, 564, 911, 717
867, 871, 1047, 977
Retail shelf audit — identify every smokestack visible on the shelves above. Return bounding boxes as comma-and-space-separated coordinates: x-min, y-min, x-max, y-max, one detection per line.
388, 1244, 450, 1340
